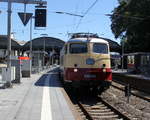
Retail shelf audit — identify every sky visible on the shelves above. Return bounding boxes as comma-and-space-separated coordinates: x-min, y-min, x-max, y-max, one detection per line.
0, 0, 119, 43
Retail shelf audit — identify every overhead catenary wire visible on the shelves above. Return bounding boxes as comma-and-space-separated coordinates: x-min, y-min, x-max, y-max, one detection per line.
1, 6, 148, 20
13, 18, 97, 33
72, 0, 80, 33
105, 13, 146, 20
75, 0, 99, 31
1, 3, 148, 38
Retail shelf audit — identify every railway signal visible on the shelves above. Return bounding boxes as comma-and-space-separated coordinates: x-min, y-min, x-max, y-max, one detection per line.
35, 9, 47, 27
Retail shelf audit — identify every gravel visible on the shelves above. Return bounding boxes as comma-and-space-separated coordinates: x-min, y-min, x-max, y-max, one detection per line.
101, 84, 150, 120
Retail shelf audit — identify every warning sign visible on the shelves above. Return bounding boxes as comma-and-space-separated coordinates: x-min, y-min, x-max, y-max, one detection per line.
18, 12, 33, 26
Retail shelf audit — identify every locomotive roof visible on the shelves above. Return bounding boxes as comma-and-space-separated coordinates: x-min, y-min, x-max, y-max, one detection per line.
68, 37, 108, 44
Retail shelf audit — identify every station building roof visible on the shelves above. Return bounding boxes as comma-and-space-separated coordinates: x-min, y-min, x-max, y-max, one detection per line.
0, 35, 120, 53
0, 35, 21, 50
22, 37, 65, 52
99, 37, 121, 52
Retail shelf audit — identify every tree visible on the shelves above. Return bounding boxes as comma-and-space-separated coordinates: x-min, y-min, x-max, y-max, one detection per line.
110, 0, 150, 53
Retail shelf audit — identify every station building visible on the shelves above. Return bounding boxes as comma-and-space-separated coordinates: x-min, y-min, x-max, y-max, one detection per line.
0, 35, 120, 68
0, 35, 21, 61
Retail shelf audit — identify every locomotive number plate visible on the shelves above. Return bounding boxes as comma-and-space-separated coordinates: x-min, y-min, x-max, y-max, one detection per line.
84, 74, 96, 78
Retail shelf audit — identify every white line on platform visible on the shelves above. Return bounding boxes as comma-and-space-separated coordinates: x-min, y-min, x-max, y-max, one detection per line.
41, 75, 52, 120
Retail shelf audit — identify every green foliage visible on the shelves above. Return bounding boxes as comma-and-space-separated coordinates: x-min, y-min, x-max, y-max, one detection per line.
110, 0, 150, 52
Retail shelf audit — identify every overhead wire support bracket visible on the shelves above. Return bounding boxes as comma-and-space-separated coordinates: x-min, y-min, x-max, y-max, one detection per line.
55, 11, 83, 17
0, 0, 47, 5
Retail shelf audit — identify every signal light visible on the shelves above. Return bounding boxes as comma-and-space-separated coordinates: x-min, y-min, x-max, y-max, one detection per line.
35, 9, 47, 27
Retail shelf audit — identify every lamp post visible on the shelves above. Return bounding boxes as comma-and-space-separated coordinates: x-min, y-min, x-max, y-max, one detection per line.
7, 1, 12, 86
40, 34, 48, 69
29, 16, 33, 74
121, 38, 125, 71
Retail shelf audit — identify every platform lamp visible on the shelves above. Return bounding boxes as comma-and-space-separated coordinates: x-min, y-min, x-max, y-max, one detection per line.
29, 15, 33, 74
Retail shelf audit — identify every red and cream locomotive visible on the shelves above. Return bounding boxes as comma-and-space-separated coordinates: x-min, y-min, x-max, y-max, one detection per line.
60, 33, 112, 93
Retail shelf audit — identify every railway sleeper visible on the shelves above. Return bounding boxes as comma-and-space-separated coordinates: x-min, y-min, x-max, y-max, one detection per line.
78, 110, 83, 112
88, 109, 111, 112
96, 102, 104, 105
91, 105, 106, 108
93, 118, 119, 120
84, 105, 107, 109
90, 111, 115, 116
92, 115, 119, 119
79, 113, 85, 116
91, 106, 108, 110
83, 103, 104, 107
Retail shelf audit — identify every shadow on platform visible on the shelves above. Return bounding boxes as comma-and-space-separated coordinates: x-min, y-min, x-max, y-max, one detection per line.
34, 70, 62, 88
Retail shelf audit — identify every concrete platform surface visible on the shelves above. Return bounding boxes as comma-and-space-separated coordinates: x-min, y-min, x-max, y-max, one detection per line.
0, 67, 76, 120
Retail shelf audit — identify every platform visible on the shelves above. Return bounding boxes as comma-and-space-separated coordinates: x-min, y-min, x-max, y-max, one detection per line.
112, 69, 150, 94
0, 67, 79, 120
112, 69, 150, 80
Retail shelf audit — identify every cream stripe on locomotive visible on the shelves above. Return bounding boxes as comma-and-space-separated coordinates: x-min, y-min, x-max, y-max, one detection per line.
64, 53, 111, 68
62, 39, 111, 69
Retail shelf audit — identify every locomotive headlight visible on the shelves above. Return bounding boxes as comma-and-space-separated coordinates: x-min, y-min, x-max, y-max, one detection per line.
102, 68, 106, 72
74, 68, 78, 72
86, 58, 95, 65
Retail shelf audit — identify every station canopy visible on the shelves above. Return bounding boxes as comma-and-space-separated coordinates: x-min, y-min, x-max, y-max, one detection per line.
22, 36, 120, 52
0, 35, 120, 53
0, 35, 21, 50
22, 37, 65, 52
99, 37, 121, 52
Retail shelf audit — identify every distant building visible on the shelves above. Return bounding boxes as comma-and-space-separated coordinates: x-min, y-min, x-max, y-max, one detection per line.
0, 35, 21, 60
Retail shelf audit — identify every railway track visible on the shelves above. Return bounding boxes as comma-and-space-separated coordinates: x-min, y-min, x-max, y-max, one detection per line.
112, 73, 150, 94
74, 97, 130, 120
111, 81, 150, 102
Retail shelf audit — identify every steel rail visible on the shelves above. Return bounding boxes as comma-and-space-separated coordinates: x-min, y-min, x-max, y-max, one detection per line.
76, 98, 130, 120
111, 82, 150, 102
97, 97, 131, 120
77, 102, 93, 120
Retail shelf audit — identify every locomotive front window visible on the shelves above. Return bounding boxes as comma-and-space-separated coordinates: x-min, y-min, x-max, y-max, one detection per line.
70, 43, 87, 54
93, 43, 108, 54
